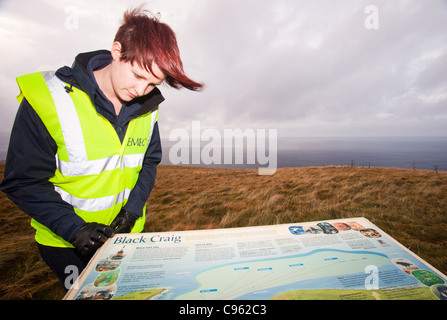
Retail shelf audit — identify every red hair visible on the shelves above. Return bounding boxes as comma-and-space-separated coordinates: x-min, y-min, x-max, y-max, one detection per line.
114, 7, 203, 91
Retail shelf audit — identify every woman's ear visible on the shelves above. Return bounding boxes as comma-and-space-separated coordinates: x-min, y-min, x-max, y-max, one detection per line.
111, 41, 122, 61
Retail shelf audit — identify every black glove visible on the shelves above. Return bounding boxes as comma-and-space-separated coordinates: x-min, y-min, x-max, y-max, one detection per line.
70, 222, 115, 255
110, 209, 138, 234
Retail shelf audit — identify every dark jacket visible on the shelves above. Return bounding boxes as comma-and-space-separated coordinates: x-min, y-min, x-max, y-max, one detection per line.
0, 50, 164, 242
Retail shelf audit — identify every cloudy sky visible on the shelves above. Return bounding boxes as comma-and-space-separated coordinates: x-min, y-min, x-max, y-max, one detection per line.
1, 0, 446, 147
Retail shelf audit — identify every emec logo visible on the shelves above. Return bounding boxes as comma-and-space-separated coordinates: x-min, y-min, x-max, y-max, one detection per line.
127, 137, 148, 147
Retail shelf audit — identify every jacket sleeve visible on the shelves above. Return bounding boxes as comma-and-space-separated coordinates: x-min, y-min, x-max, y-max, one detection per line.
0, 98, 86, 241
123, 121, 162, 218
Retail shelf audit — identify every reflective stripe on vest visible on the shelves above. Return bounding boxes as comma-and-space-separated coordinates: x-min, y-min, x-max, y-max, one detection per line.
46, 73, 88, 162
16, 71, 159, 247
54, 186, 132, 212
55, 153, 146, 177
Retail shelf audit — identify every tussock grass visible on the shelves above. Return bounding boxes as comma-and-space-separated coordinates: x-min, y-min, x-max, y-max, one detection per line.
1, 163, 446, 299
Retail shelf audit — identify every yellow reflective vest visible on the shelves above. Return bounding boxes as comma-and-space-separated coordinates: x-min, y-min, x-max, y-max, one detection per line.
16, 71, 159, 248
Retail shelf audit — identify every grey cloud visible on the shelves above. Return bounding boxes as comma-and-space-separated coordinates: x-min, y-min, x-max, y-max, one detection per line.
1, 0, 446, 140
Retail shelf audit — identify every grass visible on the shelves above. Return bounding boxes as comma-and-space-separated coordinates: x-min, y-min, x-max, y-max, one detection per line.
1, 163, 446, 300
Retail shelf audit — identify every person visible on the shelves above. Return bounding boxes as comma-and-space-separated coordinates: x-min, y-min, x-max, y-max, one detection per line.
0, 7, 203, 290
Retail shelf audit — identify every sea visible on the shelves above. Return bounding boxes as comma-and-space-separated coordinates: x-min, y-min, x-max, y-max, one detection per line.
160, 136, 447, 172
1, 136, 446, 171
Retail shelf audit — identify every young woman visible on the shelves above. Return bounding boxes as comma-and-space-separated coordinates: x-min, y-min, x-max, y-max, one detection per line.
0, 7, 203, 290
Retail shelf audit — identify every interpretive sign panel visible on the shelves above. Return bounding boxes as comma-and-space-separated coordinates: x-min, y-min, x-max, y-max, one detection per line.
64, 217, 447, 300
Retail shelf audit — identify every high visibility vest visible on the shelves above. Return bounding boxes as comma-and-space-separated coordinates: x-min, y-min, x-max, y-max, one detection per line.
16, 71, 159, 248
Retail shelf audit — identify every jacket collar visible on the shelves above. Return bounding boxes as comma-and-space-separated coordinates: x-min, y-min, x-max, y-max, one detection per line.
55, 50, 165, 124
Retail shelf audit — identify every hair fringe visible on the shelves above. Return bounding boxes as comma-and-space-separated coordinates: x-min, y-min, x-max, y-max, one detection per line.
116, 6, 204, 91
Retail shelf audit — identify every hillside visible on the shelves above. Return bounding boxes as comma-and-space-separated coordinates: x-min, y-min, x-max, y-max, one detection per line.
0, 163, 446, 300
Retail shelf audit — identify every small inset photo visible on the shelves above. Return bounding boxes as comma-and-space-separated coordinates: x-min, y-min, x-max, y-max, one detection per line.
304, 225, 323, 234
345, 221, 364, 231
332, 222, 351, 231
94, 268, 121, 287
360, 228, 381, 238
95, 257, 122, 272
392, 258, 419, 275
317, 222, 339, 234
75, 283, 117, 300
430, 284, 447, 300
411, 270, 445, 287
109, 245, 129, 260
289, 226, 306, 235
